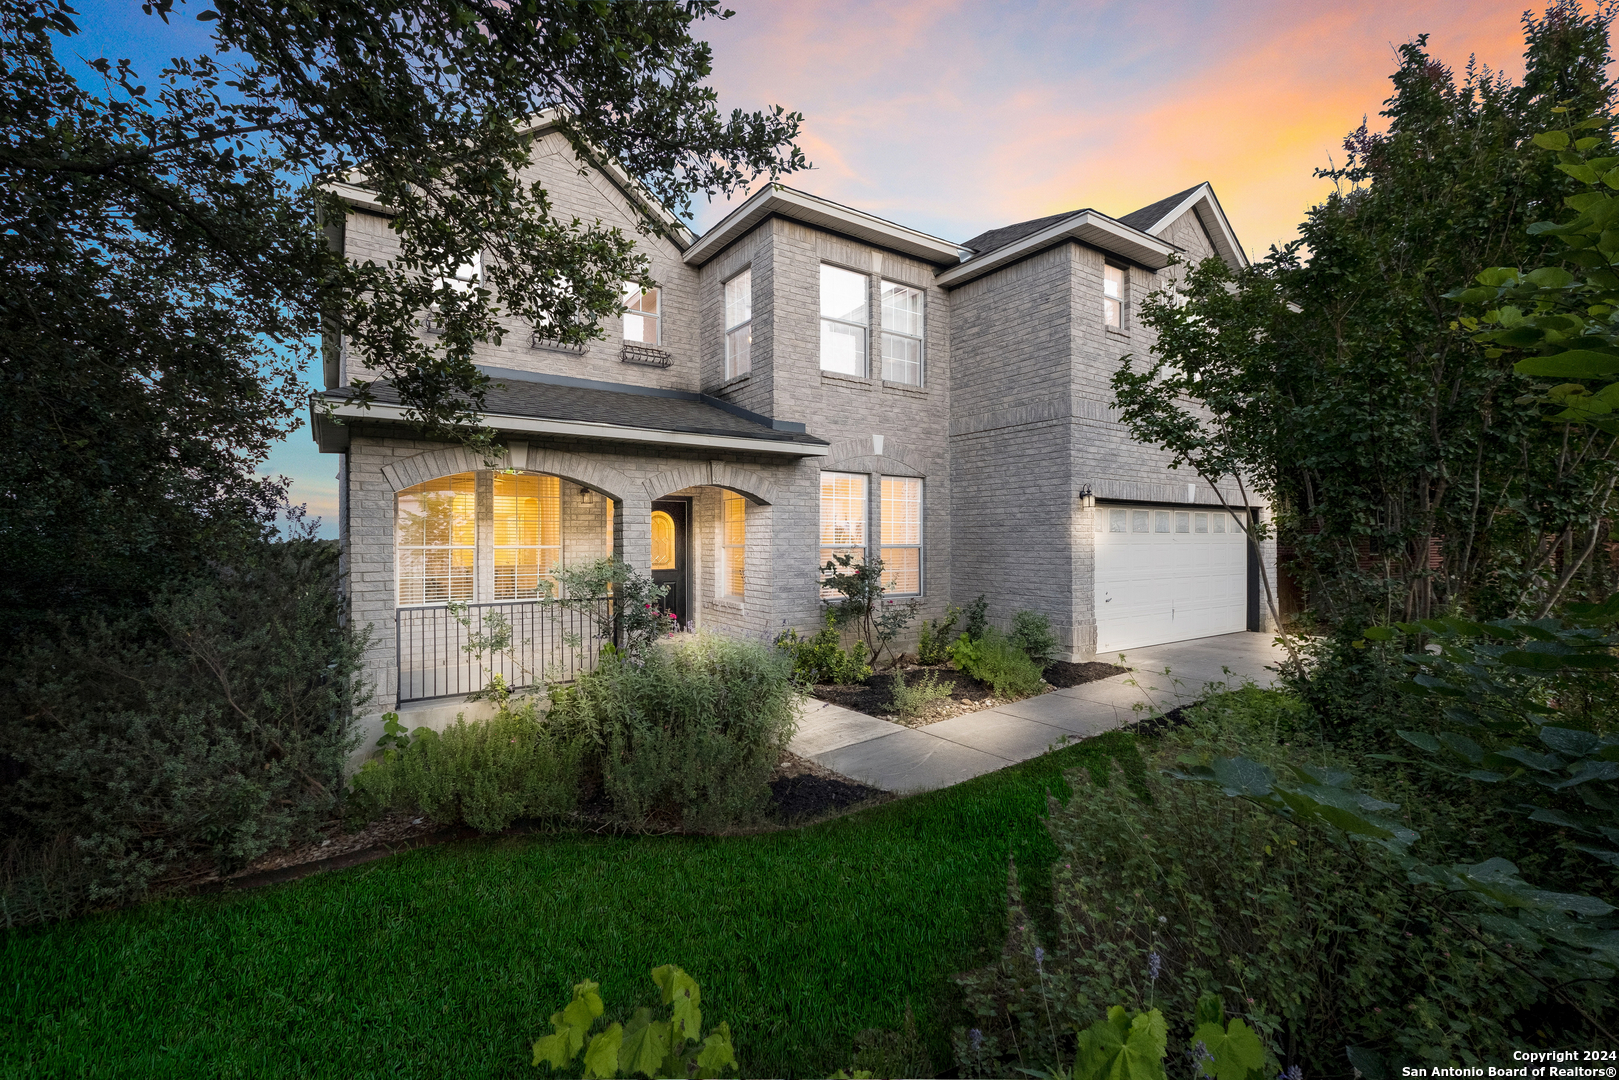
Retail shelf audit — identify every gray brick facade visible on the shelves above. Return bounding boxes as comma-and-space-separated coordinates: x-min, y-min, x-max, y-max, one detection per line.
320, 134, 1272, 740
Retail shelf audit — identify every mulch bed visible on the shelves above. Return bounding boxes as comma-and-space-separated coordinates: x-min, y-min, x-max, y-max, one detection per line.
810, 659, 1131, 727
1044, 659, 1130, 688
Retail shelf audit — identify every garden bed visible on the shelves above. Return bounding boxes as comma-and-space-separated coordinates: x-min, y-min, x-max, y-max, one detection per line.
812, 659, 1129, 728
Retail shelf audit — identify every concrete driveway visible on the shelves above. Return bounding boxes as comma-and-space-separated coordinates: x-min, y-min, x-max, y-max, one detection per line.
788, 631, 1288, 795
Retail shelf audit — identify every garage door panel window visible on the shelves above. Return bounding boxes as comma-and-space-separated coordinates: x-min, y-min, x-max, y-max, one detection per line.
1110, 508, 1127, 533
1155, 511, 1170, 533
1175, 512, 1190, 533
1133, 510, 1149, 533
1195, 513, 1208, 533
880, 476, 922, 595
1213, 514, 1226, 533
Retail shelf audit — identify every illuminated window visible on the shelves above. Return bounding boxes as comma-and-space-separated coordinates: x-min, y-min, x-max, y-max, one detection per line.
721, 492, 746, 597
651, 511, 676, 570
880, 477, 922, 595
1104, 264, 1125, 328
820, 471, 867, 585
622, 283, 661, 345
820, 265, 868, 376
725, 270, 751, 379
493, 473, 560, 599
880, 280, 923, 385
396, 473, 475, 605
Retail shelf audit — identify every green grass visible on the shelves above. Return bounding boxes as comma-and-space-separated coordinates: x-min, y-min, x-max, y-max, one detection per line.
2, 731, 1139, 1079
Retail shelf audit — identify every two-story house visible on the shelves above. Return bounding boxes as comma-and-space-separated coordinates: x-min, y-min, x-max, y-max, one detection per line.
310, 113, 1271, 740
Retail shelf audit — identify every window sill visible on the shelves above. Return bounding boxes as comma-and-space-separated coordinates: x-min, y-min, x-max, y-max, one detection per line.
707, 596, 746, 613
820, 371, 873, 389
882, 380, 927, 396
1104, 327, 1131, 339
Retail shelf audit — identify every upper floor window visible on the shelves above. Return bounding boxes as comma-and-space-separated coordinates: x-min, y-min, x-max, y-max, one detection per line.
1103, 264, 1126, 329
623, 283, 661, 345
820, 264, 868, 377
725, 270, 752, 379
880, 281, 924, 386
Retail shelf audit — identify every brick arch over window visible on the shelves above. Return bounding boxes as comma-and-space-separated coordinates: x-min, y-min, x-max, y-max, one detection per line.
380, 445, 653, 570
642, 461, 780, 507
821, 437, 927, 478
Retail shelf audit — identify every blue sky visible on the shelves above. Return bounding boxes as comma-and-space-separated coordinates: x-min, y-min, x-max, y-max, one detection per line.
64, 0, 1552, 538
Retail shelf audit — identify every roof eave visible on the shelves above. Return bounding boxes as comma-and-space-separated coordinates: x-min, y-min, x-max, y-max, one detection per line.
1139, 183, 1248, 270
934, 212, 1179, 288
314, 399, 831, 457
686, 185, 965, 268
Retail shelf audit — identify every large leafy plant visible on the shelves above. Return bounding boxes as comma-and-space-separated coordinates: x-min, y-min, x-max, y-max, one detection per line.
531, 966, 737, 1079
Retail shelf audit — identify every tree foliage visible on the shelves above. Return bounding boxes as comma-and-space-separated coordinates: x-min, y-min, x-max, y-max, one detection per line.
0, 0, 804, 623
1111, 2, 1618, 627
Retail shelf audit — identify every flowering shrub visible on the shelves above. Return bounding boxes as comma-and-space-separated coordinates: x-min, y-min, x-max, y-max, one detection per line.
819, 552, 918, 667
554, 557, 674, 659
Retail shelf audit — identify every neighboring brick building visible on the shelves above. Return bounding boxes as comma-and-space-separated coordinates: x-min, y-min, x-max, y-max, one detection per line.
311, 115, 1272, 738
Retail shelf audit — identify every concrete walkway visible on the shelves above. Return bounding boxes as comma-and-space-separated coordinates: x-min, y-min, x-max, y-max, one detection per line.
788, 631, 1287, 795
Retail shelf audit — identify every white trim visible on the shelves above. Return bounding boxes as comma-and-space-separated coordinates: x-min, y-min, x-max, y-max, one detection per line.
321, 400, 830, 457
935, 211, 1179, 288
686, 184, 965, 268
1132, 182, 1248, 270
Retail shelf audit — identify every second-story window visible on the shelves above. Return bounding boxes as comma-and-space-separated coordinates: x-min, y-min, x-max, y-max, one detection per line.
724, 270, 751, 379
623, 283, 661, 345
820, 264, 868, 377
880, 281, 924, 386
1103, 264, 1126, 329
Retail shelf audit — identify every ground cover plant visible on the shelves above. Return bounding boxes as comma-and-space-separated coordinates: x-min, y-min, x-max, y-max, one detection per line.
0, 731, 1141, 1079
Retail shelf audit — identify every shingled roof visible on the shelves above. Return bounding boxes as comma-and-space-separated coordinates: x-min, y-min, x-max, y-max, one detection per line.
1117, 184, 1205, 233
960, 209, 1089, 256
318, 367, 828, 451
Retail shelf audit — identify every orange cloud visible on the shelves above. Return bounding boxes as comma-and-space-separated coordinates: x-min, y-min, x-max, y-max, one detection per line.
697, 0, 1544, 256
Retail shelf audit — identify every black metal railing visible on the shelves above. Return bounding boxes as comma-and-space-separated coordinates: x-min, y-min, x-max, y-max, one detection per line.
396, 597, 614, 704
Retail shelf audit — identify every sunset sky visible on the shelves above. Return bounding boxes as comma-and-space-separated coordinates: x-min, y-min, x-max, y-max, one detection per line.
67, 1, 1558, 534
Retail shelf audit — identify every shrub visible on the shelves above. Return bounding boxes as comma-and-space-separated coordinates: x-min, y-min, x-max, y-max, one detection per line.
916, 606, 960, 665
821, 552, 920, 667
953, 689, 1597, 1079
775, 614, 873, 685
554, 557, 674, 657
531, 965, 738, 1078
962, 593, 989, 641
348, 698, 583, 834
885, 668, 953, 721
948, 629, 1045, 699
549, 632, 799, 830
1008, 609, 1059, 668
0, 539, 367, 925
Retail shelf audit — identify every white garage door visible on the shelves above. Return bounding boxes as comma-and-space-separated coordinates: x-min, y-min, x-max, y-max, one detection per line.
1094, 505, 1248, 654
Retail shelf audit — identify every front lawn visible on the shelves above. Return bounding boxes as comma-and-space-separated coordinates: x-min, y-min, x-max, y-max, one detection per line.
2, 731, 1140, 1079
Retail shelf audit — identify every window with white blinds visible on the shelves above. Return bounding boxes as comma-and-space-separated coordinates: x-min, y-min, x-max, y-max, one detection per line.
396, 473, 475, 605
880, 476, 922, 595
819, 471, 867, 584
721, 491, 746, 597
493, 473, 560, 599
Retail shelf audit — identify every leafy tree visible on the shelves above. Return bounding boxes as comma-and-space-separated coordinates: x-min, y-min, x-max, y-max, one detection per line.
1111, 2, 1617, 629
0, 0, 804, 626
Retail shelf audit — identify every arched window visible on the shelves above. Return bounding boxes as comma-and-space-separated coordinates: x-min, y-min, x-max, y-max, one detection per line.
494, 473, 561, 598
396, 473, 475, 605
651, 510, 676, 570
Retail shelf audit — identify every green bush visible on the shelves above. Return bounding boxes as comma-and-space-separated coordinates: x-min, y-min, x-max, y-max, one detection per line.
885, 668, 952, 721
549, 632, 799, 830
948, 629, 1044, 699
0, 539, 367, 926
915, 606, 960, 665
962, 594, 989, 641
775, 615, 872, 685
349, 698, 582, 834
1008, 609, 1059, 668
952, 688, 1600, 1078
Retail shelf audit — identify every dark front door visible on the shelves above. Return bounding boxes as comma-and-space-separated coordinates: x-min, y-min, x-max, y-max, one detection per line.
650, 498, 690, 630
